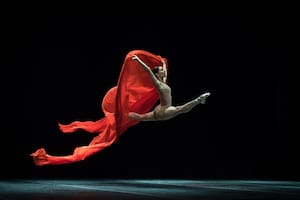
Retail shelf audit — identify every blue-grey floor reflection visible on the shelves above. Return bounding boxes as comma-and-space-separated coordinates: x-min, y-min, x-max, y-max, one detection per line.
1, 179, 300, 199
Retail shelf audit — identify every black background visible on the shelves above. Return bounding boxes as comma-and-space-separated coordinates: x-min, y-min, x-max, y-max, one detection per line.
1, 13, 295, 180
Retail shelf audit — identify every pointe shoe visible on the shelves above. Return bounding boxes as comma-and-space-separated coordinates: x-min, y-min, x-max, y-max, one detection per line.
197, 92, 211, 104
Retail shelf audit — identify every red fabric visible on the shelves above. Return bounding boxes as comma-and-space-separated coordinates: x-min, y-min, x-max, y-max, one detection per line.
30, 50, 168, 166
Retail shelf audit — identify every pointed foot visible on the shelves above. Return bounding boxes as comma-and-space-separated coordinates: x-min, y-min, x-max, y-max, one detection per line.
197, 92, 211, 104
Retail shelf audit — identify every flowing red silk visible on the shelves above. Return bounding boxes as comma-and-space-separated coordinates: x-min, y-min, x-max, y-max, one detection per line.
30, 50, 168, 166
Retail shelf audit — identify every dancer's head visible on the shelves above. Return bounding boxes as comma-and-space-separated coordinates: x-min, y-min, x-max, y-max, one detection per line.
152, 66, 167, 83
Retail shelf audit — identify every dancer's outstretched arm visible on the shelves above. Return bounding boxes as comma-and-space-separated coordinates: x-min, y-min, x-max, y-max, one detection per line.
132, 55, 162, 90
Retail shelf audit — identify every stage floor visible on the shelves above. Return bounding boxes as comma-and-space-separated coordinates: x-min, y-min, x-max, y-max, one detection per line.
1, 179, 300, 200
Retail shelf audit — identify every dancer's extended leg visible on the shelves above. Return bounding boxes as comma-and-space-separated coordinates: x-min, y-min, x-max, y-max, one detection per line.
178, 92, 211, 113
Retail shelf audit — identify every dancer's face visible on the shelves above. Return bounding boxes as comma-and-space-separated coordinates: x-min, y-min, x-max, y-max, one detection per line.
155, 66, 167, 83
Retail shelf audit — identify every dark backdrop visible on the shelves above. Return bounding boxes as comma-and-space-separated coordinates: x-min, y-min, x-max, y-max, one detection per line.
1, 14, 294, 180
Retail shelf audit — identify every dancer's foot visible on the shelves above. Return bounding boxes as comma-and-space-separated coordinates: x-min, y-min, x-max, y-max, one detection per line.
197, 92, 211, 104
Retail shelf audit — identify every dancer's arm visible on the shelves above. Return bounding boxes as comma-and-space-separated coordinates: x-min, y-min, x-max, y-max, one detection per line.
132, 55, 162, 89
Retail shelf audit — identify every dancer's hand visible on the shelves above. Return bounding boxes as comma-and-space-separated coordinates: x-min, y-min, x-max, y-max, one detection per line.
132, 54, 151, 71
132, 54, 139, 60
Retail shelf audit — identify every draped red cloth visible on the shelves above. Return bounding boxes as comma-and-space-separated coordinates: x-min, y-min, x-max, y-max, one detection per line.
30, 50, 168, 166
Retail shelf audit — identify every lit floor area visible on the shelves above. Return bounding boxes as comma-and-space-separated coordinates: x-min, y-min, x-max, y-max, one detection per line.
1, 179, 300, 200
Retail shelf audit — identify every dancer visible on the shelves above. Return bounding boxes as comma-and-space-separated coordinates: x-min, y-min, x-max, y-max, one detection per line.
30, 50, 210, 166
